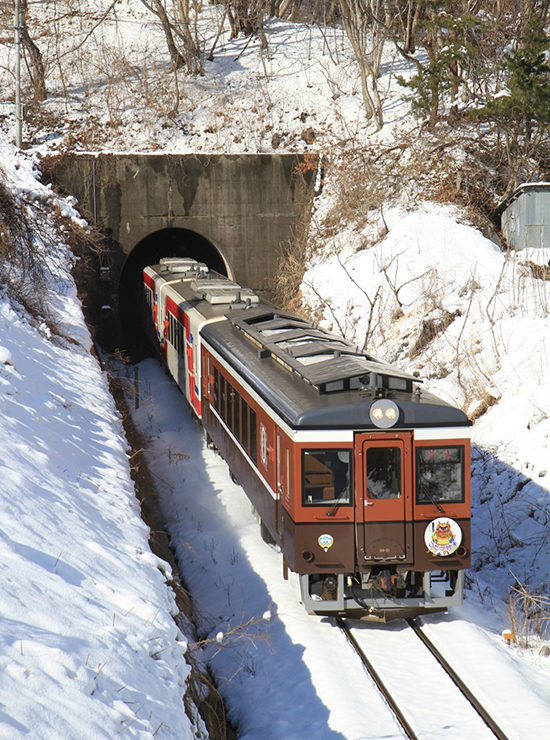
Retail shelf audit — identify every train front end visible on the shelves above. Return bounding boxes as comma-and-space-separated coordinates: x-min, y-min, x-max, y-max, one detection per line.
208, 306, 472, 619
295, 402, 471, 617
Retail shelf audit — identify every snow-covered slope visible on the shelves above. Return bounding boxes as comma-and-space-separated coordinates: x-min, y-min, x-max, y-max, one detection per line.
0, 146, 199, 740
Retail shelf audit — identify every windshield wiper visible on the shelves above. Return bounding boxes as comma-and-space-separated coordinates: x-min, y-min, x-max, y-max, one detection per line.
420, 486, 444, 513
326, 490, 349, 516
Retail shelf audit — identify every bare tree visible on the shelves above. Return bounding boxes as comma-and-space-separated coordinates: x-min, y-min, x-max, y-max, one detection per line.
19, 0, 47, 101
138, 0, 202, 74
338, 0, 391, 130
395, 0, 420, 54
223, 0, 271, 51
273, 0, 304, 20
171, 0, 202, 74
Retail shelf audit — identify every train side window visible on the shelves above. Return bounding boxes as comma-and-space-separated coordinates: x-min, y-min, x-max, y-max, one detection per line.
227, 383, 234, 432
249, 408, 257, 465
174, 316, 179, 351
145, 286, 153, 311
366, 447, 402, 499
286, 449, 290, 496
241, 398, 249, 453
233, 390, 241, 441
302, 450, 351, 506
213, 367, 219, 411
172, 316, 178, 352
416, 446, 464, 504
178, 321, 184, 356
220, 375, 227, 421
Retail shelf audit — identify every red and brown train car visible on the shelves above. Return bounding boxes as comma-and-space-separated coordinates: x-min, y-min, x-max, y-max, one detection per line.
143, 258, 471, 617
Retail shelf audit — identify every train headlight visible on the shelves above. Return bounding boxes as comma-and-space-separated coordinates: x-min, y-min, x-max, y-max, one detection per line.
369, 399, 400, 428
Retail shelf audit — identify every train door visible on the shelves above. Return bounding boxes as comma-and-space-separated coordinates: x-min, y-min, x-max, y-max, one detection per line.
354, 432, 413, 564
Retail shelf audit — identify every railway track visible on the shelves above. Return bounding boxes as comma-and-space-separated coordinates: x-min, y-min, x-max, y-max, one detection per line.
336, 617, 512, 740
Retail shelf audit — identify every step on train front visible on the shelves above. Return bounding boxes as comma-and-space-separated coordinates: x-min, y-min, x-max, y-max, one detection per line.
143, 257, 471, 617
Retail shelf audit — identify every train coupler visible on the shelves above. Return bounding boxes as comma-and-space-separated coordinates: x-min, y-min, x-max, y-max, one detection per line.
373, 569, 407, 598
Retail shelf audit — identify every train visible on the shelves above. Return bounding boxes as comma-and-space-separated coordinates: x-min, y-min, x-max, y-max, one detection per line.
143, 257, 471, 618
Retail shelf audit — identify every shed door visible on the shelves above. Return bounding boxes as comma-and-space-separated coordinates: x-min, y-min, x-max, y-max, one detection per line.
354, 433, 412, 563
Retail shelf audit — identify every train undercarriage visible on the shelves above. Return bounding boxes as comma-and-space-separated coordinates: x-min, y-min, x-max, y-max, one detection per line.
299, 567, 464, 618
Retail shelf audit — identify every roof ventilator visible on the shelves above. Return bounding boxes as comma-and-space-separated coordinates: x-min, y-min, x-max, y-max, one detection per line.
190, 278, 259, 306
159, 257, 209, 275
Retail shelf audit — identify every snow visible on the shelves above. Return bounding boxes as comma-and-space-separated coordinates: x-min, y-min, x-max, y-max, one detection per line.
0, 148, 198, 739
0, 2, 549, 738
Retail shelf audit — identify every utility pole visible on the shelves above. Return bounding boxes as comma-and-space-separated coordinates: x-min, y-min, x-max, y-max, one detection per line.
14, 0, 22, 148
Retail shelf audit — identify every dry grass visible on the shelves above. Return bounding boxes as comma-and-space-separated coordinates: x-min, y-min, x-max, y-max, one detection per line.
0, 162, 111, 344
522, 260, 550, 282
273, 152, 318, 314
408, 309, 460, 359
315, 124, 519, 253
507, 581, 550, 652
0, 173, 62, 336
468, 391, 500, 422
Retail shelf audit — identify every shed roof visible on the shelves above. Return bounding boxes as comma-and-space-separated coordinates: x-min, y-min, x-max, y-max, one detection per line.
497, 182, 550, 215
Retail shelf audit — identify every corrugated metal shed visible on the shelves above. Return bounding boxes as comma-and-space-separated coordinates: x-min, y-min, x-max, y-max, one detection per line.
499, 182, 550, 249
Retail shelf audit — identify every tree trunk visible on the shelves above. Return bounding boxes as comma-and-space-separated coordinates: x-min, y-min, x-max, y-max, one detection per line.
173, 0, 202, 74
154, 0, 186, 69
401, 0, 420, 54
224, 0, 270, 40
139, 0, 186, 69
20, 0, 47, 101
339, 0, 386, 129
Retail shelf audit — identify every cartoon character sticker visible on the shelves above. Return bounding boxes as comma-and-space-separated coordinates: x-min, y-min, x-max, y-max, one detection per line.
318, 534, 334, 553
424, 517, 462, 556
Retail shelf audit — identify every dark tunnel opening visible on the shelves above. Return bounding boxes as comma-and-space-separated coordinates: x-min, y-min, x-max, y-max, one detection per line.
117, 227, 229, 356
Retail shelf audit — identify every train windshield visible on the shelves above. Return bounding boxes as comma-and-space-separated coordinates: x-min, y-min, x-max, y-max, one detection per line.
416, 446, 464, 504
302, 450, 351, 506
366, 446, 402, 499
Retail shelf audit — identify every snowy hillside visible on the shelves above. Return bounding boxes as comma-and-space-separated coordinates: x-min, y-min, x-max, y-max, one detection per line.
0, 147, 202, 740
0, 4, 404, 155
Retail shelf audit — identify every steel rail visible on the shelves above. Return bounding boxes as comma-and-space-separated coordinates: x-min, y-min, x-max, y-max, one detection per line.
335, 617, 419, 740
406, 618, 511, 740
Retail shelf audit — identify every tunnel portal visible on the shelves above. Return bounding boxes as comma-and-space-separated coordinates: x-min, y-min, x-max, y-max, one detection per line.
117, 227, 230, 352
43, 153, 316, 351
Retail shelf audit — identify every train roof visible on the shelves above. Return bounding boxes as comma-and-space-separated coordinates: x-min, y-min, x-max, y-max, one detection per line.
147, 260, 470, 431
201, 307, 470, 432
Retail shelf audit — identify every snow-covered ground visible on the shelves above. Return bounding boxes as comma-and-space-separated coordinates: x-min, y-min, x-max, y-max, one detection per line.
0, 4, 407, 155
0, 2, 549, 738
125, 357, 550, 740
0, 148, 201, 739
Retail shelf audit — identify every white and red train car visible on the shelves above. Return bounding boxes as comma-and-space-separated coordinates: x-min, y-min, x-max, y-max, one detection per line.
143, 257, 471, 617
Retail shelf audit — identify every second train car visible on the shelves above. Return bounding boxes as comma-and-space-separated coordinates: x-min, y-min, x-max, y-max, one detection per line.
143, 257, 471, 617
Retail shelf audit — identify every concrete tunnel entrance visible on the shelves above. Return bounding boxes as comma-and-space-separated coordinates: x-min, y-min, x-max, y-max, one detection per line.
42, 152, 317, 353
117, 227, 229, 354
